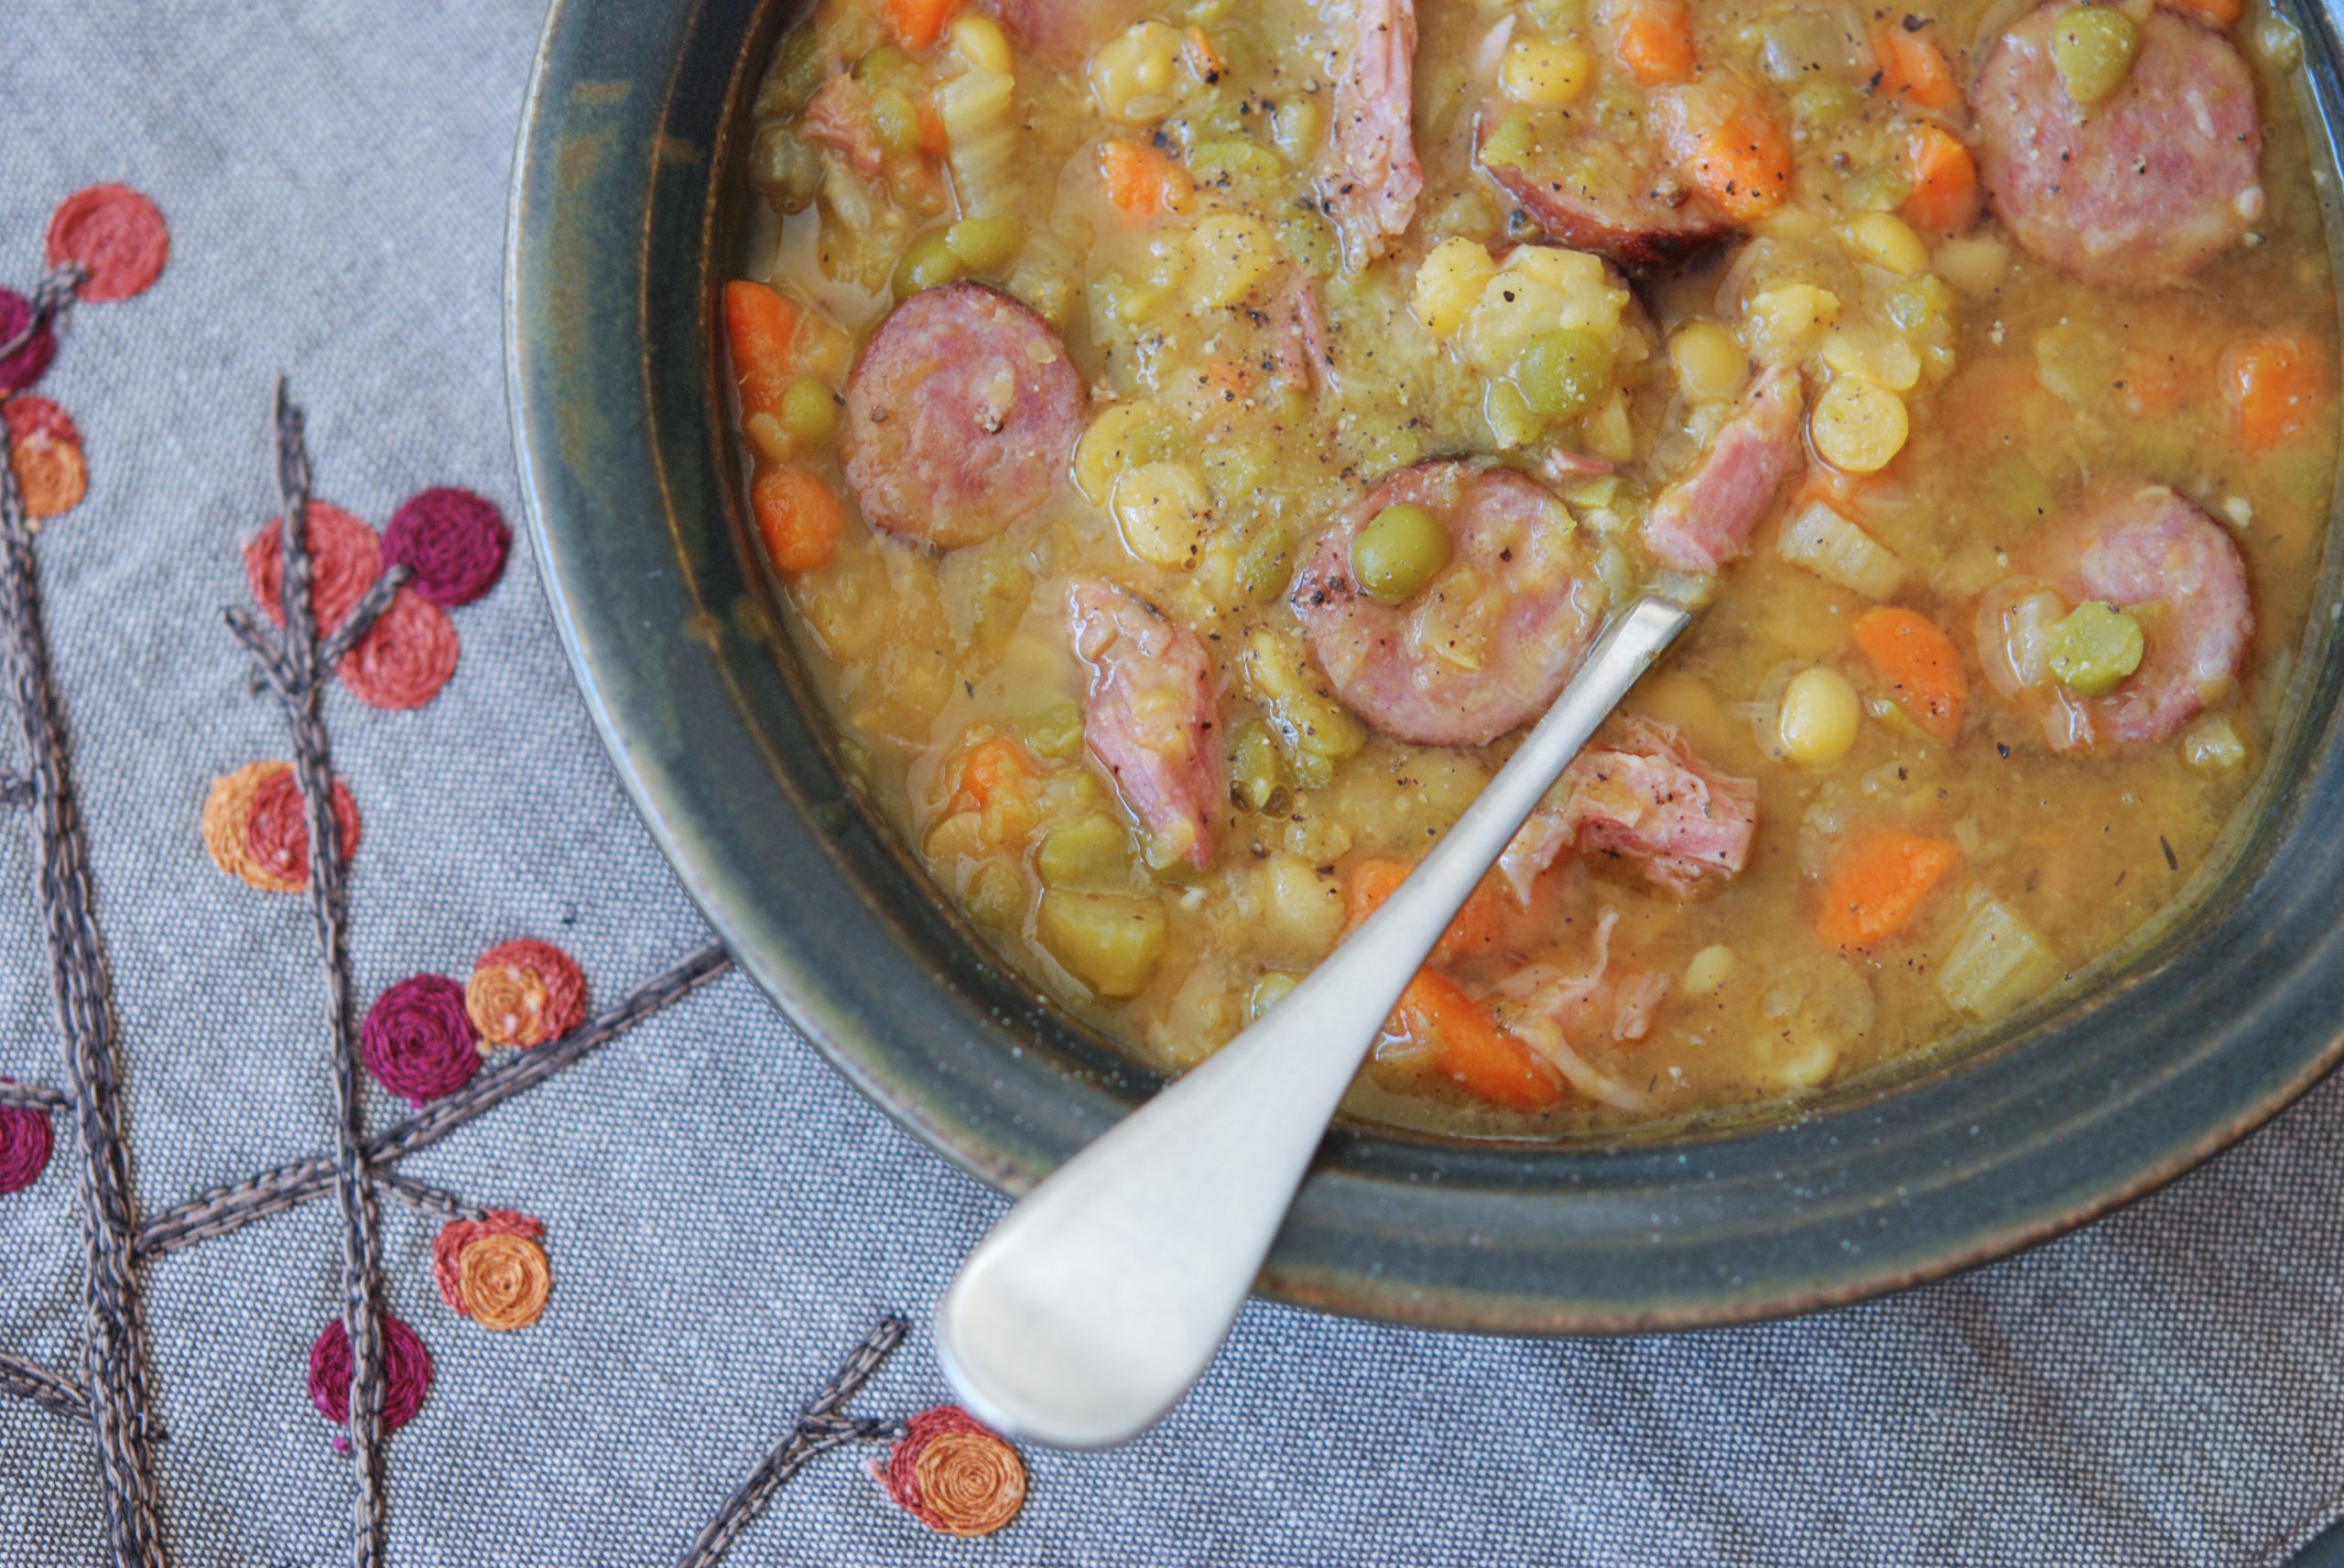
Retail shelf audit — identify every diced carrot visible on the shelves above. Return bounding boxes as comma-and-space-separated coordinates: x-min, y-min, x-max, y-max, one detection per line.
1851, 605, 1968, 742
884, 0, 960, 49
1183, 26, 1224, 84
916, 100, 950, 157
1816, 829, 1959, 949
1346, 857, 1506, 965
2221, 333, 2326, 452
1389, 971, 1565, 1110
1871, 19, 1959, 112
1898, 124, 1979, 232
1199, 353, 1257, 404
2164, 0, 2241, 26
750, 465, 843, 575
1099, 138, 1192, 221
1678, 105, 1792, 222
953, 735, 1040, 809
1613, 0, 1696, 86
723, 280, 802, 420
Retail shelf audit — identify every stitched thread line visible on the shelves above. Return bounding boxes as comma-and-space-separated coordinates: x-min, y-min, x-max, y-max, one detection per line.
248, 383, 389, 1566
0, 1080, 68, 1111
676, 1315, 914, 1568
0, 306, 167, 1563
0, 1347, 90, 1426
134, 942, 732, 1259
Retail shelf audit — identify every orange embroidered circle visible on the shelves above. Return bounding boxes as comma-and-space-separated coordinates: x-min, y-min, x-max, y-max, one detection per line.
245, 503, 384, 633
13, 435, 86, 523
201, 762, 360, 893
457, 1232, 552, 1331
431, 1209, 543, 1316
470, 939, 587, 1046
908, 1430, 1026, 1537
464, 962, 551, 1050
335, 588, 459, 710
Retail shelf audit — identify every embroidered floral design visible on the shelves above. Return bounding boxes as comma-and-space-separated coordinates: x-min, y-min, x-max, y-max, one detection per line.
309, 1313, 433, 1436
44, 185, 168, 304
4, 396, 86, 526
336, 589, 459, 710
201, 762, 360, 893
244, 501, 384, 634
431, 1209, 546, 1320
880, 1406, 1028, 1537
0, 290, 57, 396
383, 487, 510, 608
0, 1082, 53, 1196
360, 976, 481, 1107
458, 1233, 553, 1332
4, 395, 80, 449
467, 939, 588, 1049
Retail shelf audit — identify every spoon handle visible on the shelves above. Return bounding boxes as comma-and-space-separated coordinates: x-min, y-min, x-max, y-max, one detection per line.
936, 596, 1691, 1449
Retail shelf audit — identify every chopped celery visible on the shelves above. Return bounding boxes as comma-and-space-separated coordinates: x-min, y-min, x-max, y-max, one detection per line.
1937, 897, 2059, 1022
1036, 813, 1132, 887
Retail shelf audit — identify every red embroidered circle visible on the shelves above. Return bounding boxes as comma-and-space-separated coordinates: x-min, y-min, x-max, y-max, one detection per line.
45, 186, 168, 303
0, 1082, 53, 1196
308, 1313, 433, 1433
336, 589, 458, 710
241, 768, 362, 890
0, 291, 57, 397
359, 975, 479, 1107
382, 487, 510, 607
883, 1406, 1026, 1536
245, 503, 384, 633
4, 396, 81, 449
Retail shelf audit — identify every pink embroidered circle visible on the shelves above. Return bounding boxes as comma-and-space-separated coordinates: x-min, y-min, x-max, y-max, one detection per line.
431, 1209, 545, 1316
45, 185, 168, 304
245, 503, 384, 633
4, 395, 81, 449
467, 939, 587, 1048
0, 1082, 54, 1196
308, 1313, 432, 1433
336, 589, 458, 711
382, 488, 510, 608
882, 1406, 1026, 1537
0, 291, 57, 397
242, 768, 363, 891
360, 975, 480, 1107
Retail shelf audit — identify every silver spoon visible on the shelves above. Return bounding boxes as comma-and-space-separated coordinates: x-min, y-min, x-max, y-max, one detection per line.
936, 595, 1691, 1448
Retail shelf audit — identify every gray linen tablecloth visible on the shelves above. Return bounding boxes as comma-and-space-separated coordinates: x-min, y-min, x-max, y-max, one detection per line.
4, 3, 2344, 1563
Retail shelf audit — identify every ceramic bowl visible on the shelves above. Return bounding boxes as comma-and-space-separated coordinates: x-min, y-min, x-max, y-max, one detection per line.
507, 0, 2344, 1332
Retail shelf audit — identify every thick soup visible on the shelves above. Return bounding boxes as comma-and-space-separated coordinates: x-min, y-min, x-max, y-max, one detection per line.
726, 0, 2338, 1134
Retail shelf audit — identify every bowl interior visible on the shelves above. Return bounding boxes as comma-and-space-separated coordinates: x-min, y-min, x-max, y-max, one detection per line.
508, 0, 2344, 1332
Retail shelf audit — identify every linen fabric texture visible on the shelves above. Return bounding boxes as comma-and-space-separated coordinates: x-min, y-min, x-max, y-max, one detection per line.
3, 3, 2343, 1564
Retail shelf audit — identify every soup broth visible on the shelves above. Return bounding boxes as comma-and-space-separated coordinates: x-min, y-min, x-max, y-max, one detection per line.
725, 0, 2339, 1134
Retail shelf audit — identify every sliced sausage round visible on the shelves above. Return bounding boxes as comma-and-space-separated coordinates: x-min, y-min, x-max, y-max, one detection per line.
1977, 483, 2253, 750
1477, 110, 1735, 272
841, 283, 1088, 550
1970, 2, 2263, 290
1290, 460, 1609, 748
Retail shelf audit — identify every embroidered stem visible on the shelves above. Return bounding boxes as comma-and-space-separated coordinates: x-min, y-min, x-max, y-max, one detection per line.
0, 395, 167, 1564
0, 1348, 90, 1427
675, 1316, 912, 1568
317, 565, 411, 668
0, 265, 83, 363
134, 943, 732, 1258
0, 1079, 66, 1111
255, 383, 398, 1568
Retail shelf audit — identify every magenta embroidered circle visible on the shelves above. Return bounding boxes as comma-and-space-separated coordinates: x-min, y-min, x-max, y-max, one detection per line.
360, 975, 480, 1107
4, 395, 81, 450
46, 185, 168, 304
308, 1313, 433, 1433
382, 488, 510, 607
0, 1081, 53, 1195
0, 290, 58, 397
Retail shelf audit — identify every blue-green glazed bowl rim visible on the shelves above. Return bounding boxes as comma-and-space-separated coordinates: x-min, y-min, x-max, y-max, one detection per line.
506, 0, 2344, 1335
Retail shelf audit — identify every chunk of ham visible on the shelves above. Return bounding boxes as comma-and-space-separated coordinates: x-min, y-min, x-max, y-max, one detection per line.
1500, 718, 1757, 903
1488, 910, 1656, 1111
1642, 365, 1804, 575
1069, 580, 1224, 870
1319, 0, 1422, 265
1271, 270, 1333, 395
798, 75, 885, 182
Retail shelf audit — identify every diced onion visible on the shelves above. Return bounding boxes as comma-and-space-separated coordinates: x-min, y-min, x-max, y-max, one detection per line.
1777, 501, 1906, 600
